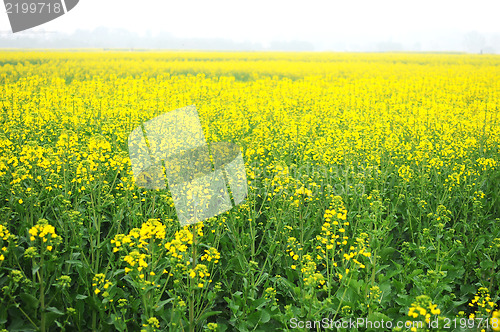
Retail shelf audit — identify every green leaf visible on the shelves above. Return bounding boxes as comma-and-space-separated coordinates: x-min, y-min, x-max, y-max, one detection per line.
379, 281, 392, 300
251, 297, 267, 309
224, 297, 239, 313
31, 263, 40, 276
366, 312, 391, 331
45, 312, 63, 330
154, 298, 173, 312
260, 309, 271, 323
247, 311, 261, 326
19, 293, 39, 310
480, 260, 494, 270
395, 293, 410, 307
65, 259, 84, 268
380, 247, 396, 260
198, 310, 222, 322
293, 286, 301, 298
75, 294, 88, 300
215, 321, 228, 332
0, 309, 6, 324
7, 318, 34, 332
109, 314, 127, 332
46, 306, 65, 315
376, 264, 390, 274
408, 269, 423, 279
460, 284, 476, 296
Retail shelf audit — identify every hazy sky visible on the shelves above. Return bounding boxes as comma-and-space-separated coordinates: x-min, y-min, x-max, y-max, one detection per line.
1, 0, 500, 50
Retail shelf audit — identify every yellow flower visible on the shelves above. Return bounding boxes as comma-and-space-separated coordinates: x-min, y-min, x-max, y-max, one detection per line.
207, 323, 218, 331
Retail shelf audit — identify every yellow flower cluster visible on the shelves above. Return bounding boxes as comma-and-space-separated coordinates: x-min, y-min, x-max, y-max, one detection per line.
165, 223, 204, 258
286, 236, 302, 265
188, 264, 211, 288
28, 219, 59, 251
206, 322, 218, 331
162, 223, 222, 286
317, 221, 344, 248
269, 164, 291, 185
427, 205, 451, 225
92, 273, 112, 297
407, 295, 441, 331
286, 237, 326, 288
141, 316, 160, 332
123, 250, 149, 274
55, 131, 79, 150
476, 157, 497, 171
324, 195, 348, 224
337, 233, 371, 280
468, 287, 496, 318
111, 223, 166, 284
291, 186, 313, 207
264, 287, 276, 300
111, 219, 166, 253
300, 255, 325, 288
0, 224, 12, 261
315, 196, 370, 282
165, 228, 193, 260
398, 164, 413, 182
201, 247, 221, 263
368, 285, 382, 303
57, 275, 71, 288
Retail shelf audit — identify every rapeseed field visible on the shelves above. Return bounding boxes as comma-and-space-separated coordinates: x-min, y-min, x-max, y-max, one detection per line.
0, 51, 499, 331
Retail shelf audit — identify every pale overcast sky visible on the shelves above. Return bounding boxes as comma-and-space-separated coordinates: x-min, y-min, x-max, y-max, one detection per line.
1, 0, 500, 51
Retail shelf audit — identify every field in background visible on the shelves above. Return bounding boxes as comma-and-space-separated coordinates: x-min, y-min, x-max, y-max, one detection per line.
0, 51, 499, 331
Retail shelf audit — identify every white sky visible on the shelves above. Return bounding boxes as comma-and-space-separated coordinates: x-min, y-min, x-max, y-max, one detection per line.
1, 0, 500, 48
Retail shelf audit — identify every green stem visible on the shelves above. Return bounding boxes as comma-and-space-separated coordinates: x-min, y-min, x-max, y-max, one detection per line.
38, 255, 45, 332
189, 225, 198, 332
11, 298, 38, 330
